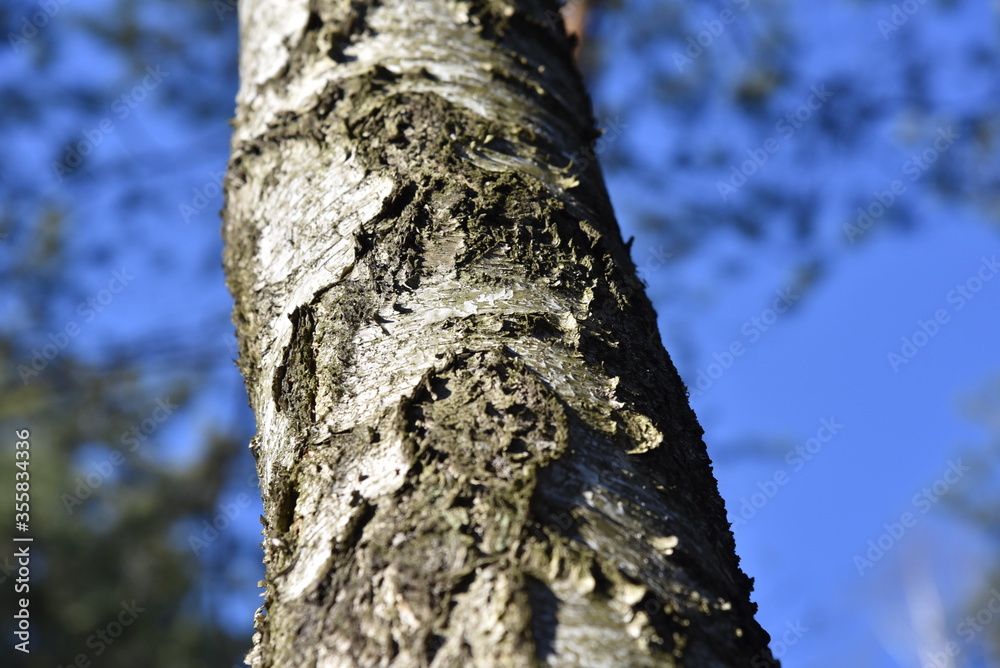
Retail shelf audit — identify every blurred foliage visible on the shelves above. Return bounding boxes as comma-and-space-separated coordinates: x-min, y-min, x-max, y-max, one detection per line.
948, 374, 1000, 665
0, 0, 255, 665
0, 357, 252, 667
0, 211, 256, 666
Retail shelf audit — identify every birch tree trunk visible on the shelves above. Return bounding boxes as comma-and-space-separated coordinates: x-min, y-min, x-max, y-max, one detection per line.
223, 1, 777, 666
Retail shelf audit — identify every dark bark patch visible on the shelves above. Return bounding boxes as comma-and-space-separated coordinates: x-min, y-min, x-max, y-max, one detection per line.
273, 305, 318, 431
313, 281, 380, 402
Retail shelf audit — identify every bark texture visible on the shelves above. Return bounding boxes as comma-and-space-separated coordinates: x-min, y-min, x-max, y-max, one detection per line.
223, 1, 777, 666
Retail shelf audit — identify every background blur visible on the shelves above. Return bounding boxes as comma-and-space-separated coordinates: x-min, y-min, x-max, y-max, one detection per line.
1, 0, 997, 666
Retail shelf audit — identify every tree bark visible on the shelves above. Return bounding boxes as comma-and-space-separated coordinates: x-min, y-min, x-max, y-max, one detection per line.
223, 1, 776, 666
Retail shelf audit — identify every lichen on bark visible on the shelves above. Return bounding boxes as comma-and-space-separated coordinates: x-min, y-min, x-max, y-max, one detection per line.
223, 0, 777, 666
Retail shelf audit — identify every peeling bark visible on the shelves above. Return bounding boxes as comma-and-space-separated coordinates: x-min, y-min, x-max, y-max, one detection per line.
223, 1, 777, 666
